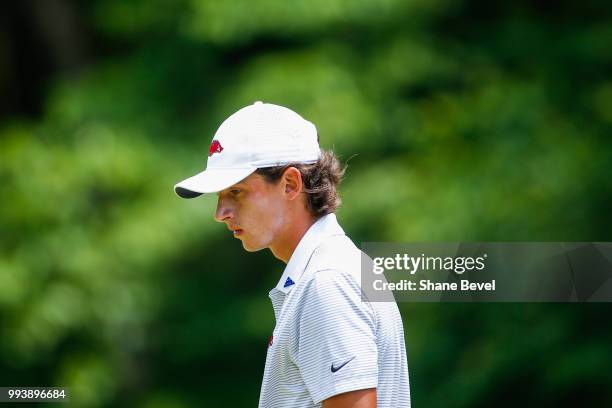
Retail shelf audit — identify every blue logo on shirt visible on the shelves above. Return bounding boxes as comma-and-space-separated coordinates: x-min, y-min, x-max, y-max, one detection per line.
284, 277, 295, 288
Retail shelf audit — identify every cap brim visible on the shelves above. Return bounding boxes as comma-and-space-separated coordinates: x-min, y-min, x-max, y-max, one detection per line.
174, 167, 256, 198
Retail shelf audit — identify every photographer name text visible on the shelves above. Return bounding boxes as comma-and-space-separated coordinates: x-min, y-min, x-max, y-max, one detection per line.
374, 279, 496, 292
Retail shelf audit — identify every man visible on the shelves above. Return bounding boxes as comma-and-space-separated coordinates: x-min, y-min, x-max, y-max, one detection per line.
174, 101, 410, 407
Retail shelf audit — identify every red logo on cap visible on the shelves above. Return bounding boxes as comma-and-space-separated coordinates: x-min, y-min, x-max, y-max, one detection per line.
209, 140, 224, 157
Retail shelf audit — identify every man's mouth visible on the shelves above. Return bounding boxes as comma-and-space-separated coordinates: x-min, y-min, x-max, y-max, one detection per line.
227, 224, 244, 237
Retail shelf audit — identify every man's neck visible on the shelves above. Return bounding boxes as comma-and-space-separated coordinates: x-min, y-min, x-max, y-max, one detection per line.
270, 214, 318, 264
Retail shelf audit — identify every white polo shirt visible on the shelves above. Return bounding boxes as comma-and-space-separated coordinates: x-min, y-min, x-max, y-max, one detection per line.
258, 213, 411, 408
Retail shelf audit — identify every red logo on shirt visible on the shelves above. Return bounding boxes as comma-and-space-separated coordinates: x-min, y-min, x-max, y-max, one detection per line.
209, 140, 224, 157
267, 334, 273, 349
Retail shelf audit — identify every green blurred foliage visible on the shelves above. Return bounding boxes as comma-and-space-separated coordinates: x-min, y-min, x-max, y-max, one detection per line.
1, 0, 611, 406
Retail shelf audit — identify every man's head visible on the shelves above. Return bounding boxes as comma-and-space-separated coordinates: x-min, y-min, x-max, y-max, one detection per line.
174, 101, 345, 256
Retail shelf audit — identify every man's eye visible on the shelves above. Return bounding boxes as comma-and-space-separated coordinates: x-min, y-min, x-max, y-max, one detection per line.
230, 189, 241, 195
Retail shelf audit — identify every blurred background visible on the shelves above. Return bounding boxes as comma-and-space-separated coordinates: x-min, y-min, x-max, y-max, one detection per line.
1, 0, 611, 406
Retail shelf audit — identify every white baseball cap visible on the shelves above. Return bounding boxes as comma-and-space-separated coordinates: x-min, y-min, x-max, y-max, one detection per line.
174, 101, 320, 198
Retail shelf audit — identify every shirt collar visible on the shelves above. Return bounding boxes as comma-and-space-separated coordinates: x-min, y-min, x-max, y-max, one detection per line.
271, 213, 345, 294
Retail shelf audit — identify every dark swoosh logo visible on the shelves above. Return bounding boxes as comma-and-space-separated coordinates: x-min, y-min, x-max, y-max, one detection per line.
331, 356, 355, 373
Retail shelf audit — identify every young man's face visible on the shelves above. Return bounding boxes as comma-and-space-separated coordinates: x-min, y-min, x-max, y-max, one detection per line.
214, 173, 287, 252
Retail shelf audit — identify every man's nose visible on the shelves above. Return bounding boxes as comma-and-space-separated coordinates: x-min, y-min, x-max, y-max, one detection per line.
214, 197, 233, 222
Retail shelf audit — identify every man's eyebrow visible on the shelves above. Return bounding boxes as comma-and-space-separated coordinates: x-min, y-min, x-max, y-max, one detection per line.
217, 183, 246, 195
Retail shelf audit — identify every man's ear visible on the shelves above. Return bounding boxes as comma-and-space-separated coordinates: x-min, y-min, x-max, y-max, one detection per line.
282, 167, 303, 200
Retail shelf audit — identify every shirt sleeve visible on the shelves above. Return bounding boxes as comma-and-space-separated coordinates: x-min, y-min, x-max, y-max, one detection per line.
294, 269, 378, 404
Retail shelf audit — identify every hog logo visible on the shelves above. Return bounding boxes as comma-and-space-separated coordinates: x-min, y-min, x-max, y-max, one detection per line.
267, 334, 273, 349
208, 140, 224, 157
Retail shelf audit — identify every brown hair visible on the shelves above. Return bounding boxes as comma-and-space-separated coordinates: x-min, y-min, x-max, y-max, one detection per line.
255, 149, 346, 217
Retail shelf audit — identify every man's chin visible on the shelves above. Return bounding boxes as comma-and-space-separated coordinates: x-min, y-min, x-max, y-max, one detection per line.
241, 240, 266, 252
